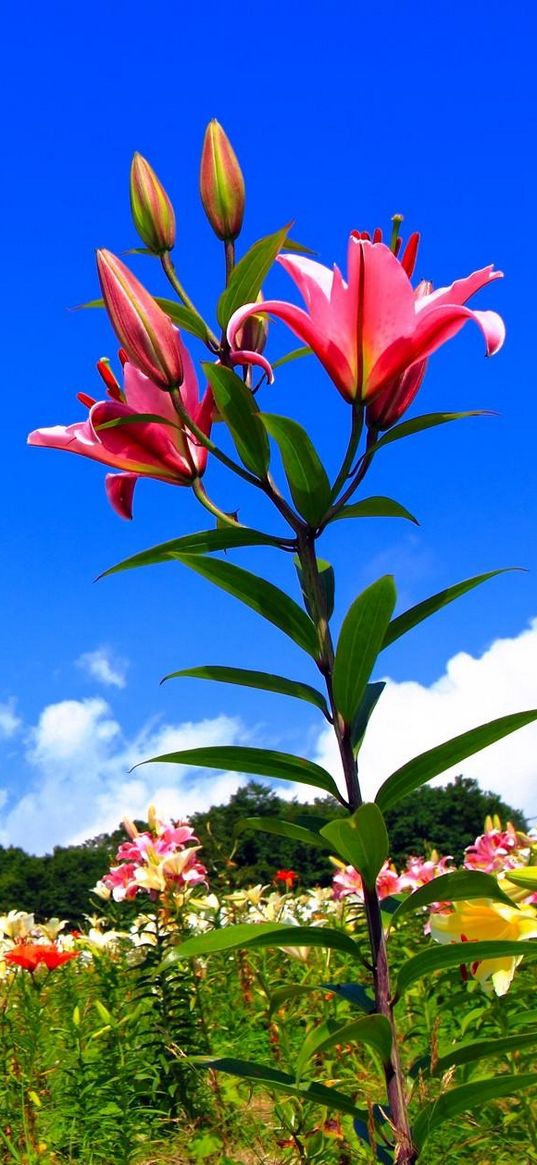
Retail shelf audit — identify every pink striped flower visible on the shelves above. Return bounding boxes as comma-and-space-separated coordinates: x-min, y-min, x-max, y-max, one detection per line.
227, 233, 505, 404
28, 343, 212, 519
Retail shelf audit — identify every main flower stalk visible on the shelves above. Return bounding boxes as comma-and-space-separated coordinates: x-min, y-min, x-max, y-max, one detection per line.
296, 533, 417, 1164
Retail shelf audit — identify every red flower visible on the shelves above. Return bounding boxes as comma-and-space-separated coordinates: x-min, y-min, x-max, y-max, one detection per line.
275, 869, 298, 890
5, 943, 80, 972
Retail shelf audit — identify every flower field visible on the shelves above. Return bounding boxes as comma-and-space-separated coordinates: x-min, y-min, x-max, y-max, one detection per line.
2, 809, 537, 1164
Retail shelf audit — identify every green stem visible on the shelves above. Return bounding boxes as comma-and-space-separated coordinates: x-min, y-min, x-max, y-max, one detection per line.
192, 478, 241, 528
294, 533, 417, 1163
329, 404, 364, 502
319, 427, 377, 531
224, 239, 235, 285
161, 253, 220, 350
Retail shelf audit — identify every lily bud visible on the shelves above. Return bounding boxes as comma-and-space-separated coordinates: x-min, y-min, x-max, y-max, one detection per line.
200, 120, 245, 241
96, 250, 184, 389
235, 293, 268, 355
130, 153, 176, 254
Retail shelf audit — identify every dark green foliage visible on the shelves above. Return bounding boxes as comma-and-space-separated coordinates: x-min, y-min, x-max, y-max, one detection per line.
383, 775, 526, 866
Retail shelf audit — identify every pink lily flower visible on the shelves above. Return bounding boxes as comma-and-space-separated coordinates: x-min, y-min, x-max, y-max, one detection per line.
227, 234, 505, 403
28, 336, 212, 519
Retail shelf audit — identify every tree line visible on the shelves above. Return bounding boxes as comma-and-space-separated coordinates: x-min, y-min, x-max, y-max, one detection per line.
0, 777, 525, 924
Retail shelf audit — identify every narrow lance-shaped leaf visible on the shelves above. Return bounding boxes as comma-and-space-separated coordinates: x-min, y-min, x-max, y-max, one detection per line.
391, 870, 514, 923
234, 817, 332, 850
262, 414, 332, 526
271, 346, 312, 370
134, 744, 343, 801
203, 363, 270, 478
430, 1029, 537, 1077
321, 803, 389, 890
295, 557, 335, 621
268, 981, 374, 1015
395, 940, 537, 998
295, 1015, 392, 1080
413, 1074, 537, 1151
217, 224, 290, 327
194, 1058, 370, 1122
162, 665, 330, 717
376, 710, 537, 813
169, 921, 359, 960
331, 496, 419, 525
332, 576, 396, 724
99, 526, 286, 578
350, 682, 385, 755
175, 554, 319, 658
368, 410, 491, 454
383, 568, 520, 649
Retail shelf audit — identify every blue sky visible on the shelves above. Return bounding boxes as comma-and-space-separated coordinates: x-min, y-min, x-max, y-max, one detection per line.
1, 0, 536, 852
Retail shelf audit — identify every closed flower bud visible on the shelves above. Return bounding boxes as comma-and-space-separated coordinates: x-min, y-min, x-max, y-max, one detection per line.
96, 249, 184, 389
130, 153, 176, 254
200, 120, 245, 241
235, 293, 268, 355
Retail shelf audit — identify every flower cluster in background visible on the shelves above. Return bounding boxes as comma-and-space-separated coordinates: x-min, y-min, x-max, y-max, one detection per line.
94, 805, 207, 903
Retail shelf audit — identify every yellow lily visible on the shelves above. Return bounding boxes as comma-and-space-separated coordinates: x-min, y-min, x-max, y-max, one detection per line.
430, 899, 537, 996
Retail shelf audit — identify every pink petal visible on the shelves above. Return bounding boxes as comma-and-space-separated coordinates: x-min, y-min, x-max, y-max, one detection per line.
347, 240, 416, 387
105, 472, 138, 519
90, 400, 194, 479
227, 298, 356, 399
122, 361, 177, 424
417, 265, 503, 312
367, 303, 505, 397
228, 349, 274, 383
277, 252, 334, 312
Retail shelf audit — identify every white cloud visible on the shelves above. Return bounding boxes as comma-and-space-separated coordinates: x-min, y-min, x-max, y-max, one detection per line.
0, 698, 248, 853
77, 647, 128, 689
0, 699, 21, 739
309, 618, 537, 818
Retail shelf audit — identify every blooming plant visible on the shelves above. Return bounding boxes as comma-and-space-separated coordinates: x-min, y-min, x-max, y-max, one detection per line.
28, 120, 537, 1162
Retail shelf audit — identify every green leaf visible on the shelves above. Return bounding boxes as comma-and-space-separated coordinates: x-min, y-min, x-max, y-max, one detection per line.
391, 870, 515, 922
413, 1074, 537, 1150
395, 940, 537, 998
271, 346, 312, 370
217, 224, 290, 328
295, 557, 335, 621
332, 576, 396, 724
94, 413, 180, 431
504, 867, 537, 891
295, 1016, 392, 1081
170, 921, 358, 960
376, 710, 537, 813
175, 553, 319, 657
332, 496, 419, 525
99, 527, 284, 578
203, 364, 270, 477
350, 682, 385, 755
262, 414, 331, 526
431, 1029, 537, 1076
383, 569, 519, 650
154, 299, 211, 344
234, 817, 331, 849
369, 410, 491, 453
321, 804, 389, 890
280, 238, 316, 255
163, 665, 330, 716
135, 744, 342, 800
195, 1058, 370, 1121
268, 983, 327, 1014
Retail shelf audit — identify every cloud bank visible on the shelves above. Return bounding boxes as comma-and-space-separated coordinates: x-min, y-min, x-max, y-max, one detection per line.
0, 619, 536, 853
312, 618, 537, 817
